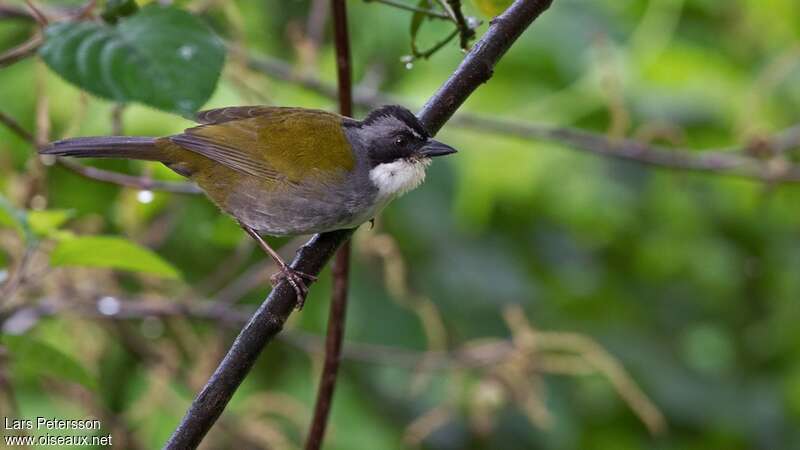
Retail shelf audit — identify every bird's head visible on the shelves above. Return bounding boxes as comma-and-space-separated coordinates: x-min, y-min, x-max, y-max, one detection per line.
347, 105, 457, 197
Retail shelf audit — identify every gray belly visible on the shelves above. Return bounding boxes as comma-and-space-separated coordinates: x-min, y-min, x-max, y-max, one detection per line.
223, 177, 380, 236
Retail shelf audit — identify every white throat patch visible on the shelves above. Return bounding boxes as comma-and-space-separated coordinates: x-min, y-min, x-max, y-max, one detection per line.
369, 158, 431, 199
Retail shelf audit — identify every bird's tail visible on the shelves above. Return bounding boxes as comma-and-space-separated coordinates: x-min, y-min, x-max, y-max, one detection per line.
39, 136, 164, 162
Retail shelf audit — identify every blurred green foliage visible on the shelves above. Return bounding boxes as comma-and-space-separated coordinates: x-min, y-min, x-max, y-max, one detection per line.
40, 4, 225, 114
1, 0, 800, 449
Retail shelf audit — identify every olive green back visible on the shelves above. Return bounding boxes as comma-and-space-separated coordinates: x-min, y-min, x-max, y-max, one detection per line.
163, 107, 356, 185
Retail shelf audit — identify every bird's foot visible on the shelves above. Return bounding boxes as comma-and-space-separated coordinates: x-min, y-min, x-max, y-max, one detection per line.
270, 267, 318, 309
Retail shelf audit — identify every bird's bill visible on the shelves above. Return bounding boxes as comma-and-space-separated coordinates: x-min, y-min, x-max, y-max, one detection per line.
418, 139, 458, 157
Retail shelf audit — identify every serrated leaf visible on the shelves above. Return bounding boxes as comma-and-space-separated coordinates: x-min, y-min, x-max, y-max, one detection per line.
40, 5, 225, 115
50, 235, 181, 279
28, 209, 74, 237
2, 334, 97, 390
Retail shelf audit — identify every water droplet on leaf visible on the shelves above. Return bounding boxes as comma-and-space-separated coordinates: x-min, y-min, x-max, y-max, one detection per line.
178, 45, 196, 60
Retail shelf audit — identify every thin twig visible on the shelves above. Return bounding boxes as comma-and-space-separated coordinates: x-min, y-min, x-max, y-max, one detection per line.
0, 110, 202, 194
306, 2, 354, 446
365, 0, 450, 19
452, 115, 800, 183
23, 0, 48, 26
0, 33, 42, 69
418, 0, 554, 134
164, 1, 556, 448
413, 28, 460, 59
0, 4, 36, 21
444, 0, 475, 49
0, 111, 34, 142
56, 158, 203, 194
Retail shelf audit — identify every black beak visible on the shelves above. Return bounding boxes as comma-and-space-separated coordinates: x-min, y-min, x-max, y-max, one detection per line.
418, 139, 458, 158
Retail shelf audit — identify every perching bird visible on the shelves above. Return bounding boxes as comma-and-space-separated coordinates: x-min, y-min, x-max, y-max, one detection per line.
40, 105, 457, 305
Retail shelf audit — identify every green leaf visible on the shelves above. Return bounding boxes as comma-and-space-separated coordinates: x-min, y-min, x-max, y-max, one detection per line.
2, 334, 97, 390
410, 0, 429, 57
472, 0, 513, 17
101, 0, 139, 24
28, 209, 74, 237
0, 195, 34, 244
50, 235, 181, 279
39, 5, 225, 115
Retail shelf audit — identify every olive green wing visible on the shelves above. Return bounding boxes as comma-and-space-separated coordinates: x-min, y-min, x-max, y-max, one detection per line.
194, 105, 275, 125
171, 107, 356, 183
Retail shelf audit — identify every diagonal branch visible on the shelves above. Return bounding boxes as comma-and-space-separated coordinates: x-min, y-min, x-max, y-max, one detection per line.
164, 1, 556, 448
0, 4, 36, 21
0, 34, 42, 69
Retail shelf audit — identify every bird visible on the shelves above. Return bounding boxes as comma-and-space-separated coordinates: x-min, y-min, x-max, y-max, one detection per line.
40, 104, 457, 306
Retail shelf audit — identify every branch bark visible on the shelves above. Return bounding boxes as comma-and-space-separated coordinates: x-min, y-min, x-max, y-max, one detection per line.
164, 1, 555, 448
305, 0, 353, 448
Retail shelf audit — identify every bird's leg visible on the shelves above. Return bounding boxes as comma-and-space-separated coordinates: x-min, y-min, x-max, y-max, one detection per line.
239, 223, 318, 308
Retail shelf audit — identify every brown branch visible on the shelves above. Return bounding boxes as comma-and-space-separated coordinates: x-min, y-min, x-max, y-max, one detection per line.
0, 111, 34, 142
164, 1, 556, 448
305, 248, 350, 449
23, 0, 48, 26
452, 115, 800, 183
0, 4, 36, 21
55, 158, 202, 194
305, 1, 353, 449
0, 33, 42, 69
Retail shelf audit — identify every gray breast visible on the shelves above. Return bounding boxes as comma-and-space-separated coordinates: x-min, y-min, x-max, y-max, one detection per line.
226, 166, 379, 236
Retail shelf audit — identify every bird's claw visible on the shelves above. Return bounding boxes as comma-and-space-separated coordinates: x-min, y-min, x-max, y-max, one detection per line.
270, 267, 318, 309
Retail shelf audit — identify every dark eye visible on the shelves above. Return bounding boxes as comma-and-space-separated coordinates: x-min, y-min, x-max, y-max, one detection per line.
394, 137, 406, 147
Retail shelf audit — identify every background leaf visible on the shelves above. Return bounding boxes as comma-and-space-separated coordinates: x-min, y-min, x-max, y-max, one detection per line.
2, 334, 97, 391
50, 235, 181, 279
410, 0, 430, 57
28, 209, 74, 237
101, 0, 139, 24
0, 195, 34, 244
471, 0, 513, 17
39, 4, 225, 115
